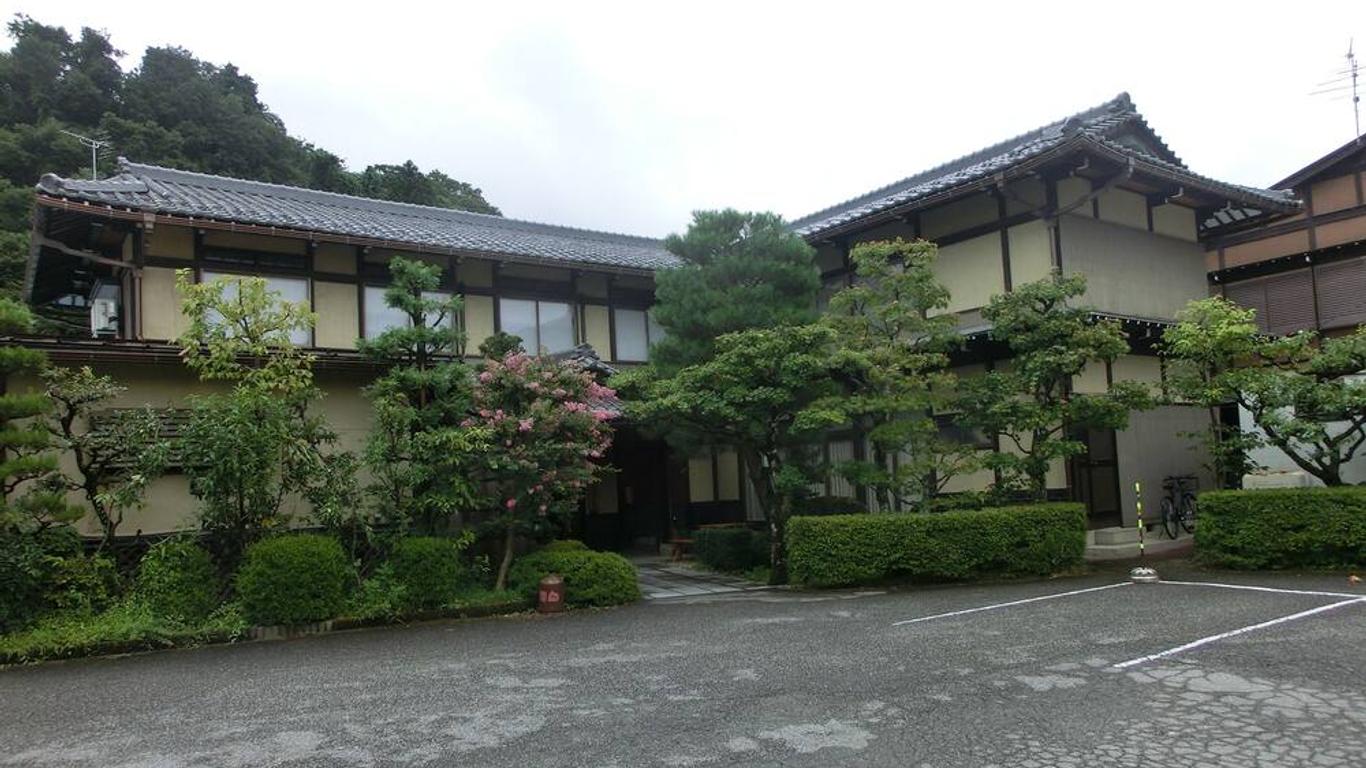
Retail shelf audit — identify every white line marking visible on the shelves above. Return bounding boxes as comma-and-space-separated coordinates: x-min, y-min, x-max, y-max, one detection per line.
891, 582, 1131, 627
1159, 580, 1362, 599
1112, 597, 1366, 669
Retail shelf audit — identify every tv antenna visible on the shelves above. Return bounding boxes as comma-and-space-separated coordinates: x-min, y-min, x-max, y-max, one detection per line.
58, 129, 112, 180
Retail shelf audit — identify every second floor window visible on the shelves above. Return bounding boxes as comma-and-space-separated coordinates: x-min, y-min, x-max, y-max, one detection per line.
500, 298, 573, 354
200, 271, 311, 346
363, 286, 454, 340
613, 308, 664, 362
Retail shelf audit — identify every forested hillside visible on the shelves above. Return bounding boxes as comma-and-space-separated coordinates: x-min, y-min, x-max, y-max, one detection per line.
0, 15, 500, 300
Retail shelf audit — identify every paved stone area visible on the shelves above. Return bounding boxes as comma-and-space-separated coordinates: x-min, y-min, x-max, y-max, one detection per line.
634, 558, 769, 599
1, 565, 1363, 766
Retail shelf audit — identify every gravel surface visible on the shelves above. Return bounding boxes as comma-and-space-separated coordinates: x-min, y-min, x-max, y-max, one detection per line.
2, 565, 1363, 767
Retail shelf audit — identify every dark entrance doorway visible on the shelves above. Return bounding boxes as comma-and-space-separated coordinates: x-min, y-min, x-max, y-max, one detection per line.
1071, 427, 1122, 529
578, 428, 673, 552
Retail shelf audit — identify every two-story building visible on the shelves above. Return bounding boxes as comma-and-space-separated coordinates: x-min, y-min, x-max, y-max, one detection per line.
18, 92, 1299, 544
1204, 136, 1366, 485
789, 93, 1296, 528
21, 162, 691, 548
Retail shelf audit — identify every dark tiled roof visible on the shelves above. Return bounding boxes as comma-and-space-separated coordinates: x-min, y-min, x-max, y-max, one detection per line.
792, 93, 1299, 238
36, 160, 679, 272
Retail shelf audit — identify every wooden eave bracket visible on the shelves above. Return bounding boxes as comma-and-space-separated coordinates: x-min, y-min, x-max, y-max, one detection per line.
35, 235, 140, 275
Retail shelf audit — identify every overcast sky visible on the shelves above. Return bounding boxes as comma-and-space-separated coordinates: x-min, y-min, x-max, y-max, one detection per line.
9, 1, 1365, 237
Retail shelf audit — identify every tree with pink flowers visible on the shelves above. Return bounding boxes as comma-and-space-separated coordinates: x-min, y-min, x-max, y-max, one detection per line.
469, 346, 616, 590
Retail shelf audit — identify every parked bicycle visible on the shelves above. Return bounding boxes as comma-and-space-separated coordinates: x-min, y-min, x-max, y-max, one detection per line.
1159, 475, 1198, 539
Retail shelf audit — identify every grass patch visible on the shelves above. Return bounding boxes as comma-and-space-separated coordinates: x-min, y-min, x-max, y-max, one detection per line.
0, 600, 248, 665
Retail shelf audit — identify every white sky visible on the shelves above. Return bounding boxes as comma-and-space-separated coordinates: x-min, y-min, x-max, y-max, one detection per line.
7, 1, 1364, 237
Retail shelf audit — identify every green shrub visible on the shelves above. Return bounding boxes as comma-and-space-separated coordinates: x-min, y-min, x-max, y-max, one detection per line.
346, 563, 407, 621
694, 527, 768, 572
0, 528, 80, 632
136, 539, 220, 623
786, 503, 1086, 587
508, 548, 640, 607
388, 536, 473, 611
235, 535, 352, 625
45, 555, 120, 616
1197, 487, 1366, 569
540, 539, 590, 553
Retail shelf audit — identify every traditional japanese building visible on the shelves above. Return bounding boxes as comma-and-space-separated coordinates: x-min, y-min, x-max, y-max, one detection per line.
16, 93, 1302, 544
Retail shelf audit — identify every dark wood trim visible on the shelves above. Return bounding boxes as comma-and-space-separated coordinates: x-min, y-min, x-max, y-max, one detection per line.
996, 191, 1013, 292
1304, 185, 1317, 251
606, 275, 617, 362
1207, 200, 1366, 250
1309, 260, 1322, 330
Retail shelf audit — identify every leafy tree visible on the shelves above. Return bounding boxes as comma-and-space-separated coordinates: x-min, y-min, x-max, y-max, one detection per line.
470, 349, 615, 591
357, 257, 487, 535
650, 209, 821, 373
820, 239, 981, 508
42, 366, 168, 548
959, 273, 1152, 499
359, 162, 501, 215
1163, 297, 1366, 487
628, 325, 845, 581
175, 272, 347, 566
0, 298, 77, 532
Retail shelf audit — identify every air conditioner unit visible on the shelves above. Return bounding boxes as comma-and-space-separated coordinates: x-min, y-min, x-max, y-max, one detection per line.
90, 298, 119, 337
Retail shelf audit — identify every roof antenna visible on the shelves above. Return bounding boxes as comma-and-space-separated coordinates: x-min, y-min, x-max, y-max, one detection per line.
58, 130, 112, 180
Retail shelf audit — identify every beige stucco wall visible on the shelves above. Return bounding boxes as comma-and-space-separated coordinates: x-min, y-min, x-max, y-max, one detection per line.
582, 304, 611, 360
1060, 214, 1206, 320
933, 232, 1004, 313
716, 449, 741, 501
314, 243, 356, 274
1096, 188, 1148, 231
1111, 354, 1163, 395
687, 455, 714, 502
314, 281, 359, 349
146, 226, 194, 259
11, 361, 380, 537
203, 231, 304, 255
140, 266, 189, 341
461, 260, 494, 289
1056, 177, 1092, 213
1221, 230, 1312, 268
1007, 220, 1053, 286
922, 194, 997, 241
1152, 204, 1197, 242
1115, 405, 1215, 528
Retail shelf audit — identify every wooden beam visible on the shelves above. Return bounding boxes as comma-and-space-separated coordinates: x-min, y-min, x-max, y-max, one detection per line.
34, 236, 139, 274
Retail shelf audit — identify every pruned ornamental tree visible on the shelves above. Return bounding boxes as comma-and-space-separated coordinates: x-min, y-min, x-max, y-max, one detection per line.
0, 299, 77, 532
469, 347, 615, 591
176, 271, 348, 566
629, 325, 845, 581
43, 366, 169, 548
1163, 297, 1366, 487
960, 273, 1151, 499
358, 257, 486, 535
650, 209, 821, 373
822, 238, 979, 508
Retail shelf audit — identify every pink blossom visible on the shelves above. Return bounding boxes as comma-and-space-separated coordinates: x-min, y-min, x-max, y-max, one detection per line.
478, 371, 493, 383
518, 418, 534, 432
505, 498, 517, 510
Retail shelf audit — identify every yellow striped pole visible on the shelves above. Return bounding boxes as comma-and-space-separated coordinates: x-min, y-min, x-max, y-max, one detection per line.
1134, 481, 1144, 559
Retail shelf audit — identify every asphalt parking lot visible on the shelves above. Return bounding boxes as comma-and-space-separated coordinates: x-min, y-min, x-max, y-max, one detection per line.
2, 563, 1363, 767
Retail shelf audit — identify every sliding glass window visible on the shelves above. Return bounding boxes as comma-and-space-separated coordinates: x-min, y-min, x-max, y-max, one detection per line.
613, 307, 665, 362
200, 271, 311, 346
499, 298, 574, 354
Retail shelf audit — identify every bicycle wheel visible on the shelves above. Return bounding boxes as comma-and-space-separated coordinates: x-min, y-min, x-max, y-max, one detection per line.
1160, 497, 1178, 539
1179, 493, 1197, 534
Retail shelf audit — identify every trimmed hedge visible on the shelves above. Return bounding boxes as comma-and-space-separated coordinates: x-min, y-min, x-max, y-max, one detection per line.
388, 536, 472, 611
694, 527, 768, 572
540, 539, 590, 553
235, 535, 352, 625
508, 548, 640, 607
136, 539, 220, 623
786, 503, 1086, 587
1197, 487, 1366, 569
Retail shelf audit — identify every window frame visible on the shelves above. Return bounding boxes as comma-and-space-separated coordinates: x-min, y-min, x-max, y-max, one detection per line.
197, 268, 314, 347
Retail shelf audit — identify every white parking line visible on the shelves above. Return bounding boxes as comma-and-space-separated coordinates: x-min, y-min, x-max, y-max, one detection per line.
1112, 597, 1366, 669
1158, 580, 1363, 599
891, 582, 1131, 627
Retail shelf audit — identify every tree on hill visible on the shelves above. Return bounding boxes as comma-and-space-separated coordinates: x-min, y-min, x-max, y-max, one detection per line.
0, 14, 501, 300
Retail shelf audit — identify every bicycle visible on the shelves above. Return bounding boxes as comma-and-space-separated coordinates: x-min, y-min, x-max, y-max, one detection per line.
1159, 475, 1198, 539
